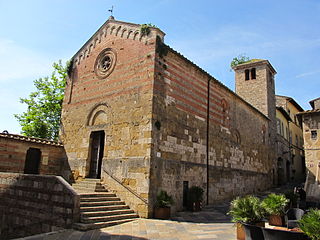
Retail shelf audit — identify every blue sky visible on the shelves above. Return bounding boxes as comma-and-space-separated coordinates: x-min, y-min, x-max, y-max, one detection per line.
1, 0, 319, 134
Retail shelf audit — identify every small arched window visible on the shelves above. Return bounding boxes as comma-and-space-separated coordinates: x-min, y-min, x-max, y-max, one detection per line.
251, 68, 256, 79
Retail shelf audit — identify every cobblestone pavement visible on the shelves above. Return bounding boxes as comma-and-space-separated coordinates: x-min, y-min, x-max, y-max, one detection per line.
15, 203, 236, 240
14, 183, 300, 240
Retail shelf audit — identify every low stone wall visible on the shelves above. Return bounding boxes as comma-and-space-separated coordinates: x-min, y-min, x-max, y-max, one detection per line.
101, 168, 149, 218
0, 172, 80, 239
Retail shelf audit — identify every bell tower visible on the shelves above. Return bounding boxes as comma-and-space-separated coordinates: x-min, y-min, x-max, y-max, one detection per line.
233, 59, 277, 181
233, 59, 276, 120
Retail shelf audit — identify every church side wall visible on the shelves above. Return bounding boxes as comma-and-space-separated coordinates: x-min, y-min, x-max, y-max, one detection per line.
61, 30, 158, 217
150, 49, 273, 213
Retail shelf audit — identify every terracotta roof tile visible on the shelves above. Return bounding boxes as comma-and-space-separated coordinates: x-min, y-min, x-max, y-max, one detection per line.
0, 133, 63, 146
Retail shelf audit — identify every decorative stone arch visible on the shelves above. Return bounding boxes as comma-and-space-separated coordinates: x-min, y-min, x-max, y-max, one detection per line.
121, 28, 127, 38
88, 43, 94, 54
221, 98, 229, 125
127, 30, 133, 39
104, 26, 109, 37
115, 26, 122, 36
133, 31, 140, 40
231, 129, 241, 145
87, 103, 110, 126
110, 25, 116, 35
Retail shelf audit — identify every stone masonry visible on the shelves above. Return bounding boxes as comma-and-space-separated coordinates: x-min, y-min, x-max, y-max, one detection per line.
61, 17, 278, 217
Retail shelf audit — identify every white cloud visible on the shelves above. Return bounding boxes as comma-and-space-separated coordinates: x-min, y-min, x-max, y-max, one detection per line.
295, 70, 320, 79
0, 38, 53, 82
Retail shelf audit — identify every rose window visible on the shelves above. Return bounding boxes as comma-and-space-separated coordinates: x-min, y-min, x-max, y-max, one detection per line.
94, 48, 116, 79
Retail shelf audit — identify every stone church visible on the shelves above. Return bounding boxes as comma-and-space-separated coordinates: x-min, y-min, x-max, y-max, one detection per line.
60, 17, 278, 217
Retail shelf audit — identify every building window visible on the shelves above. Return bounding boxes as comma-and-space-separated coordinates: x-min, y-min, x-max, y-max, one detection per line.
311, 130, 317, 140
276, 119, 281, 134
245, 69, 250, 80
251, 68, 256, 79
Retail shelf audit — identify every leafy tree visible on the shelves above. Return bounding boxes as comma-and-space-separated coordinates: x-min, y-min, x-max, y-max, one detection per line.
230, 54, 250, 69
14, 60, 68, 140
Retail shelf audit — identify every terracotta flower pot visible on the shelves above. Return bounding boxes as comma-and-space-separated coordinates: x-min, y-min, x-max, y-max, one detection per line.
154, 207, 171, 219
236, 223, 245, 240
236, 222, 265, 240
268, 214, 283, 226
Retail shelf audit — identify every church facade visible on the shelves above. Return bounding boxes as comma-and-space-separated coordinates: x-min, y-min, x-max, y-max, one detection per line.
61, 17, 278, 217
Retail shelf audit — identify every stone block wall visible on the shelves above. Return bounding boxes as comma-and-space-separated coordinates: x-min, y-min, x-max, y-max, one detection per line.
150, 46, 274, 213
302, 112, 320, 199
0, 134, 68, 177
0, 172, 79, 239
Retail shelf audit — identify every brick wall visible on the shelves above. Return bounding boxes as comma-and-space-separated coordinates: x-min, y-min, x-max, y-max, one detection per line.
302, 112, 320, 200
150, 46, 274, 213
0, 135, 69, 178
61, 20, 165, 217
0, 172, 80, 239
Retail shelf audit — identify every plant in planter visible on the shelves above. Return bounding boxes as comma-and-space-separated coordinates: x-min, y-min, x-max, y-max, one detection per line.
228, 195, 266, 240
261, 193, 289, 226
187, 186, 204, 211
298, 209, 320, 240
154, 190, 174, 219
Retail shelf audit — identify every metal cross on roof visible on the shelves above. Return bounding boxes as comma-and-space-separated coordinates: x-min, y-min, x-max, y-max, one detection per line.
108, 6, 114, 17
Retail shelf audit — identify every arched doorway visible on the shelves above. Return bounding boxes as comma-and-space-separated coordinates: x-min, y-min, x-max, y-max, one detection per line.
88, 131, 105, 179
24, 148, 41, 174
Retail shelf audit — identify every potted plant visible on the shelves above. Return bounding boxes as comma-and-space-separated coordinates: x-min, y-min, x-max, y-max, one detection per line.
228, 195, 266, 240
154, 190, 174, 219
187, 186, 204, 211
261, 193, 289, 226
298, 209, 320, 240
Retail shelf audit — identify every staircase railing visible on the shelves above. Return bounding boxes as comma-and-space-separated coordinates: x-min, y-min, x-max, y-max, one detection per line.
102, 167, 148, 204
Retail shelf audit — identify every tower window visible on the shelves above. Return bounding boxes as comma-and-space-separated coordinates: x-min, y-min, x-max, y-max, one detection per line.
245, 69, 250, 80
251, 68, 256, 79
311, 130, 317, 140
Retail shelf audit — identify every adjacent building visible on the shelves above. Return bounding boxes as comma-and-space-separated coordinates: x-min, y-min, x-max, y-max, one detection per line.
275, 96, 305, 185
298, 98, 320, 201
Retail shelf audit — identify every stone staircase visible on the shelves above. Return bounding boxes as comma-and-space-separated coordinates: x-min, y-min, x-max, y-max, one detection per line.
72, 178, 139, 231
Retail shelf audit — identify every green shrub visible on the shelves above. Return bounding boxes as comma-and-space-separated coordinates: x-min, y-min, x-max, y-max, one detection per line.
299, 209, 320, 240
228, 195, 266, 224
156, 190, 174, 208
261, 193, 289, 216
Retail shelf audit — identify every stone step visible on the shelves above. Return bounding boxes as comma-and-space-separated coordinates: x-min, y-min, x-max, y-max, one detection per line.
81, 209, 134, 218
73, 187, 108, 191
73, 182, 104, 186
74, 187, 108, 193
73, 219, 135, 231
80, 197, 120, 202
81, 213, 138, 224
80, 205, 130, 212
80, 178, 101, 182
80, 197, 119, 202
80, 193, 115, 198
80, 201, 125, 207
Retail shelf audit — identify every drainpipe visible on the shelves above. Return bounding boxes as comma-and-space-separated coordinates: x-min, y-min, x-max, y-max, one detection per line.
206, 79, 211, 205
